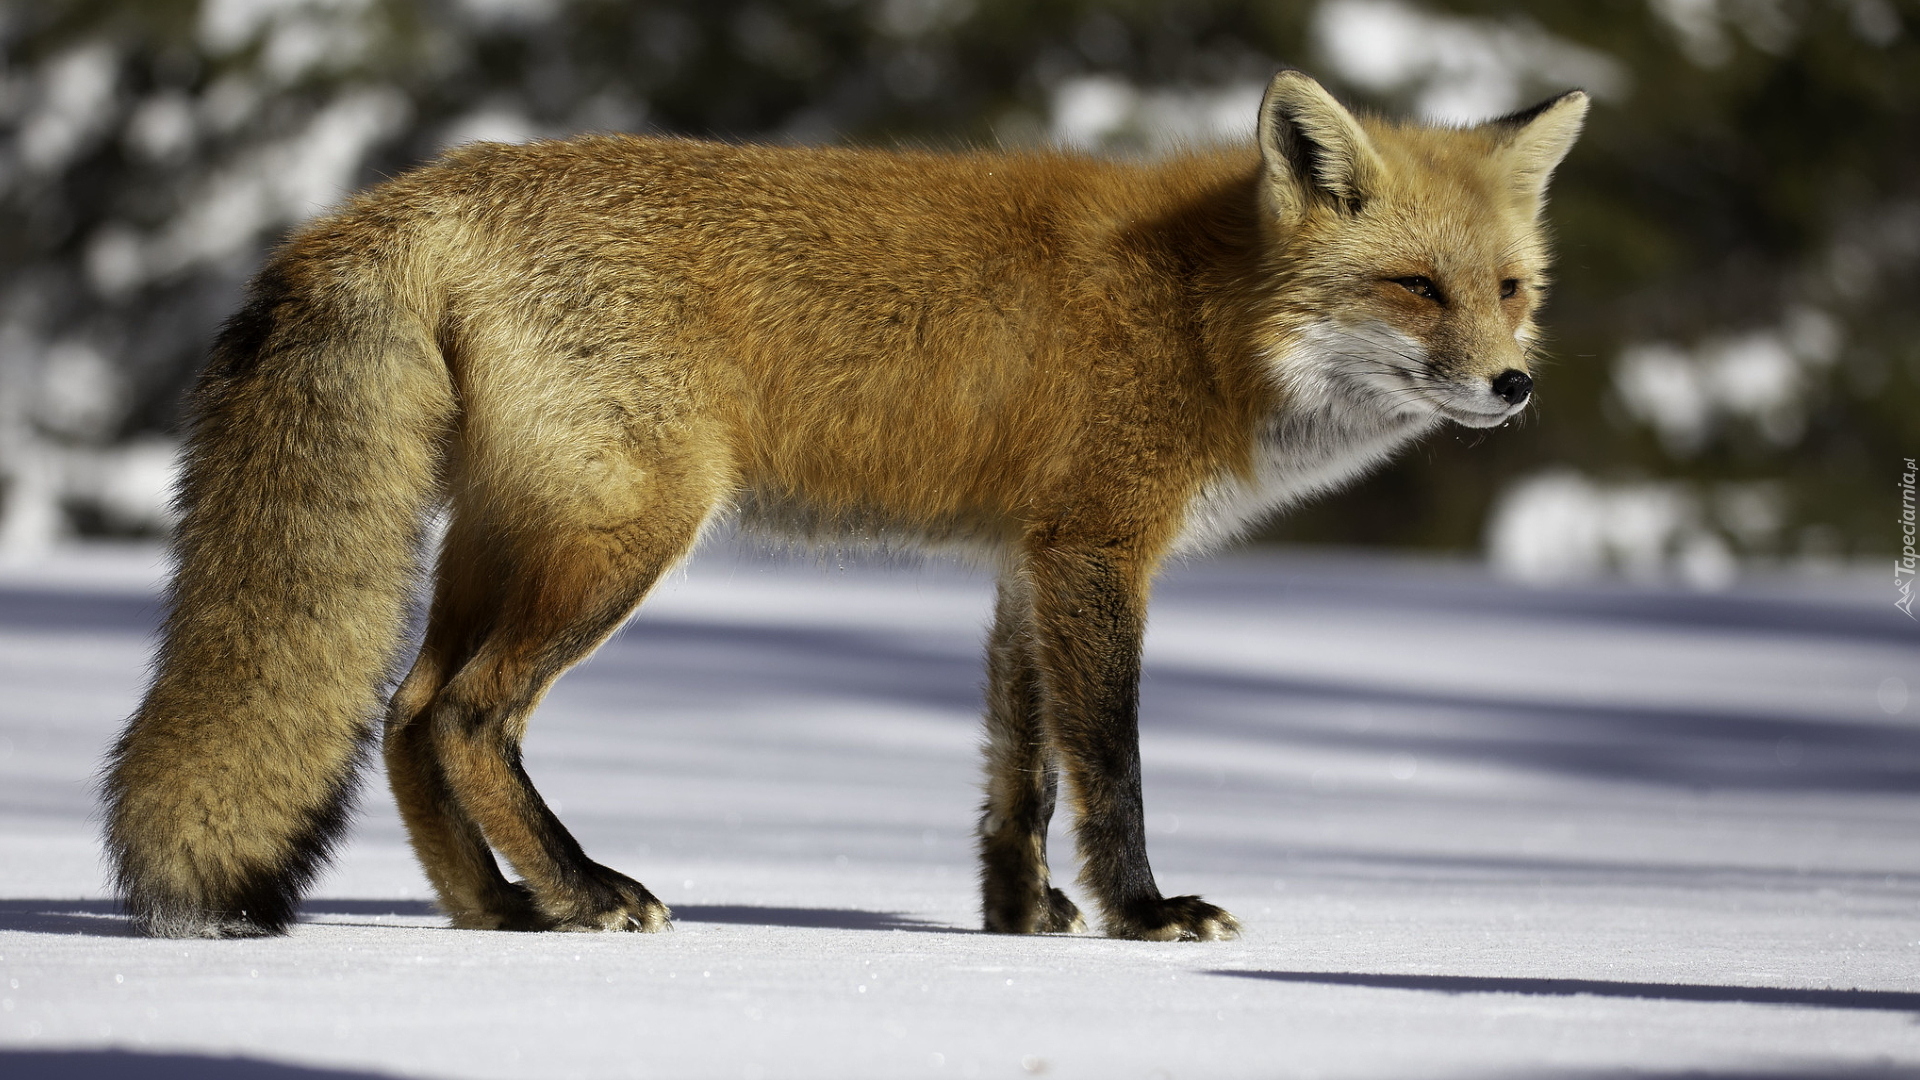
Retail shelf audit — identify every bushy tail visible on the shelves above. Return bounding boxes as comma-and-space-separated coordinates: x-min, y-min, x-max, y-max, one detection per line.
103, 253, 455, 937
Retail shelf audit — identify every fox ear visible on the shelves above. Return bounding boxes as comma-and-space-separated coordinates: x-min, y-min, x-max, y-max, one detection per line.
1485, 90, 1589, 209
1258, 69, 1383, 219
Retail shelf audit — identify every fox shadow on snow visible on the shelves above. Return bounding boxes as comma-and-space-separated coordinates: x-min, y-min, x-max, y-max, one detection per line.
0, 898, 956, 936
1207, 969, 1920, 1015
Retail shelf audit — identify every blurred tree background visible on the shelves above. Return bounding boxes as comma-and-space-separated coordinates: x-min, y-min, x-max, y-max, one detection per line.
0, 0, 1913, 585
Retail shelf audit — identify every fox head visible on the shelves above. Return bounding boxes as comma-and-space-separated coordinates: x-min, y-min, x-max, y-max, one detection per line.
1256, 70, 1588, 429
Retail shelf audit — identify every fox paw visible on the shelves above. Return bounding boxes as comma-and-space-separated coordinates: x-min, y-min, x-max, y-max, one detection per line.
445, 880, 549, 932
984, 884, 1087, 934
1105, 895, 1240, 942
542, 865, 672, 932
1040, 886, 1088, 933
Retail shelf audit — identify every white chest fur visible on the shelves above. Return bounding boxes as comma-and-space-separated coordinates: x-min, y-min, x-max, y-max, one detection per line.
1170, 323, 1440, 556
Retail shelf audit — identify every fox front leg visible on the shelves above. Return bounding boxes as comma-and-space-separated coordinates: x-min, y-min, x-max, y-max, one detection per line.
1022, 535, 1240, 942
978, 577, 1087, 934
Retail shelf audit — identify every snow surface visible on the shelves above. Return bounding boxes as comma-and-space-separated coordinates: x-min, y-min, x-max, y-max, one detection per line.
2, 541, 1918, 1079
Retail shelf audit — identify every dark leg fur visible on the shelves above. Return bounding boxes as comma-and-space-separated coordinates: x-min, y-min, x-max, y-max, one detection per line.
386, 686, 544, 930
385, 541, 550, 930
436, 666, 668, 933
979, 579, 1086, 934
1022, 536, 1239, 942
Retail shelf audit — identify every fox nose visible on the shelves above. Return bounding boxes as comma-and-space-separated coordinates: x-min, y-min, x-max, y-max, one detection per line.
1491, 370, 1532, 405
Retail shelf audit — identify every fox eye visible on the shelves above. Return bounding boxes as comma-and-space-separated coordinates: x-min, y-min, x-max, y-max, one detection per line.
1500, 278, 1521, 299
1391, 276, 1442, 303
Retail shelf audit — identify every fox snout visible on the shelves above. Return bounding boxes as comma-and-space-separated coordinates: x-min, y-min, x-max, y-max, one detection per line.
1445, 365, 1533, 426
1426, 358, 1534, 428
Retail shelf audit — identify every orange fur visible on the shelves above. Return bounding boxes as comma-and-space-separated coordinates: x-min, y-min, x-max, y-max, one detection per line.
102, 72, 1585, 939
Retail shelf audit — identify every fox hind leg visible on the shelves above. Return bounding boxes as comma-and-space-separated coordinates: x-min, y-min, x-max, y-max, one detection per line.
385, 716, 543, 929
978, 578, 1086, 934
385, 525, 550, 930
388, 448, 720, 932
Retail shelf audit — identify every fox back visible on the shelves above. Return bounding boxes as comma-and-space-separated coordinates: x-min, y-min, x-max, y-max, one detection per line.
103, 71, 1585, 939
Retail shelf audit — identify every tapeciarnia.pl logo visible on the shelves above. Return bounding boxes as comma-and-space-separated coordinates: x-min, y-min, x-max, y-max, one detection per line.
1899, 457, 1916, 619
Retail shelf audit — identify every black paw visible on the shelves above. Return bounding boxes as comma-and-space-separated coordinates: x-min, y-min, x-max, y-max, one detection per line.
1040, 886, 1087, 933
1106, 894, 1240, 941
446, 880, 550, 932
983, 883, 1087, 934
539, 864, 672, 933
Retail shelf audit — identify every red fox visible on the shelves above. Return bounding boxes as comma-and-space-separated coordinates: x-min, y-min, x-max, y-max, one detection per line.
102, 70, 1586, 940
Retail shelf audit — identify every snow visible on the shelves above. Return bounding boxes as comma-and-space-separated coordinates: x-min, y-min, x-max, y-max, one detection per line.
2, 541, 1918, 1079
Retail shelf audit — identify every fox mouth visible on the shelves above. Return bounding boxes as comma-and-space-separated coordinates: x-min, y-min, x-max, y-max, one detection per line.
1367, 374, 1523, 428
1357, 371, 1527, 429
1436, 398, 1526, 428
